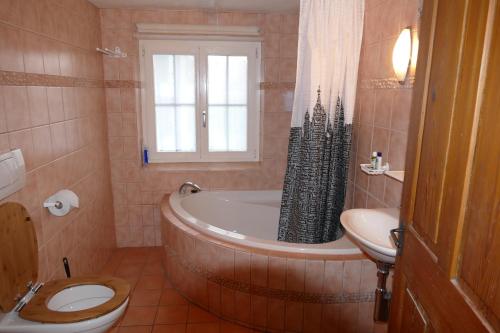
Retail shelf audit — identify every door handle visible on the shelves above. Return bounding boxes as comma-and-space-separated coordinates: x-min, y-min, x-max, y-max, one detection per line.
390, 227, 404, 250
202, 110, 207, 128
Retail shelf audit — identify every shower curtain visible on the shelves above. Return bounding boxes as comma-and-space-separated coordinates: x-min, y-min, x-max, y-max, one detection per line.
277, 0, 364, 243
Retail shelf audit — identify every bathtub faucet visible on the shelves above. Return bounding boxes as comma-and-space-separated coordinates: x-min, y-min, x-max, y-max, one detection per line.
178, 181, 202, 195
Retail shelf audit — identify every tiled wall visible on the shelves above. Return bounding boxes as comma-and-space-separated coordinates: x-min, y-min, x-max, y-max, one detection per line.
100, 8, 298, 247
346, 0, 420, 209
0, 0, 115, 280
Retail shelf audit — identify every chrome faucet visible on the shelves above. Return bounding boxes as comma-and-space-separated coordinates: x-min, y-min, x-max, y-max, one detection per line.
178, 181, 202, 195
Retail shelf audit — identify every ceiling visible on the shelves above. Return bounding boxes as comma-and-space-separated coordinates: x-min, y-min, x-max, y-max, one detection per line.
88, 0, 300, 12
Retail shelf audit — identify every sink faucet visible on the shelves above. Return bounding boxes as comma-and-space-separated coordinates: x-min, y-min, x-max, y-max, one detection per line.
178, 181, 202, 195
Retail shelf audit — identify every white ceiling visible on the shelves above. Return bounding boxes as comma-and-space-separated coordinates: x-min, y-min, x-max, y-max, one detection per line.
88, 0, 299, 12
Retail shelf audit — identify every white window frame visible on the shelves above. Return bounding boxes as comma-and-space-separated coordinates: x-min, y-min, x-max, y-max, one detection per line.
139, 38, 261, 163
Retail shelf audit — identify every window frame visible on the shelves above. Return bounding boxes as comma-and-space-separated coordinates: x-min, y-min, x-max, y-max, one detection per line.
139, 39, 261, 163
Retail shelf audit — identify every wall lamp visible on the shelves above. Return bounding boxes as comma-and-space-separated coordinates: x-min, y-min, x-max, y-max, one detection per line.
392, 27, 416, 84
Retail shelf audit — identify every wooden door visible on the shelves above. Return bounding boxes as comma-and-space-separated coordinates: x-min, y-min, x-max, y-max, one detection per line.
389, 0, 499, 332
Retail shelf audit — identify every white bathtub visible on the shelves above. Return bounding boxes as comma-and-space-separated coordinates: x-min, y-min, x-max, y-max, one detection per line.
169, 190, 362, 256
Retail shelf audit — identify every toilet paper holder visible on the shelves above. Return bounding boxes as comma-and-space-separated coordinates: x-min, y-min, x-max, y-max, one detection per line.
43, 189, 79, 217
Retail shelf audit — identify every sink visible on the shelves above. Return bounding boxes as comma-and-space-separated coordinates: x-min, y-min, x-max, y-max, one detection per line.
340, 208, 400, 263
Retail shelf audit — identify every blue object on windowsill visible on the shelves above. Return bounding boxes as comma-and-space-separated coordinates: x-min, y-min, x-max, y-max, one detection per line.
143, 147, 149, 165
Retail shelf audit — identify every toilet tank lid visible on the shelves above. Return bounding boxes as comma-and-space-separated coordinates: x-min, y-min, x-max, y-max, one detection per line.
0, 202, 38, 313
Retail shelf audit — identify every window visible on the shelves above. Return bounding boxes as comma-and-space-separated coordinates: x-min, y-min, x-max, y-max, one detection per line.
140, 39, 261, 163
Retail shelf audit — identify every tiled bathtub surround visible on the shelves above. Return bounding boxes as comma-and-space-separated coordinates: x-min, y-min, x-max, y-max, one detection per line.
161, 196, 385, 333
0, 0, 115, 280
100, 8, 299, 247
346, 0, 420, 209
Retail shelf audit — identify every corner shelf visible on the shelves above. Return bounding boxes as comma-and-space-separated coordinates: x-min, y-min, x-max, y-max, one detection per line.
359, 164, 404, 183
384, 170, 404, 183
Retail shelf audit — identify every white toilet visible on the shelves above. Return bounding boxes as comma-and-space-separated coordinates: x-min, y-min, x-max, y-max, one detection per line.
0, 202, 130, 333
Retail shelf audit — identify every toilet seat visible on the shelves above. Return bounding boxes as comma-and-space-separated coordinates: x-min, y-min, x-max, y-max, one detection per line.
19, 276, 130, 324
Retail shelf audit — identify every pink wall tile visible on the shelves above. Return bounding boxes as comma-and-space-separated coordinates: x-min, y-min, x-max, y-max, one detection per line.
321, 304, 341, 332
221, 287, 235, 318
305, 260, 325, 293
339, 302, 359, 333
286, 258, 305, 292
234, 251, 251, 283
285, 301, 303, 332
234, 291, 251, 325
250, 295, 267, 328
267, 298, 285, 331
342, 261, 362, 294
250, 254, 268, 287
323, 261, 343, 294
3, 86, 30, 131
217, 246, 235, 280
303, 303, 322, 333
268, 256, 286, 290
22, 32, 44, 74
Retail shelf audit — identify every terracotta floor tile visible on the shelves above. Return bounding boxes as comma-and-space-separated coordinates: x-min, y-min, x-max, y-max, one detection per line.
118, 326, 153, 333
120, 275, 139, 291
137, 274, 166, 290
156, 305, 189, 324
219, 322, 255, 333
188, 305, 220, 323
115, 263, 144, 277
121, 306, 157, 326
131, 289, 162, 306
186, 323, 220, 333
152, 324, 187, 333
160, 289, 189, 306
163, 278, 173, 289
143, 261, 165, 275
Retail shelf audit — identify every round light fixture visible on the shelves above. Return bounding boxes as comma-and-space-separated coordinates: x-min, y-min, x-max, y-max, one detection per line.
392, 27, 413, 84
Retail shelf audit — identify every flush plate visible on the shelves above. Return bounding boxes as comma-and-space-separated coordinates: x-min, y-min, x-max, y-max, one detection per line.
0, 149, 26, 201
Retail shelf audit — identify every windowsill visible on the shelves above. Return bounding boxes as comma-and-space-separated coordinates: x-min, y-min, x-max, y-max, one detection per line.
143, 161, 262, 172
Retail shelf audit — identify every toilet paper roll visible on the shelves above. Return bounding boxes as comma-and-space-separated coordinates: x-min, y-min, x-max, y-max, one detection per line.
44, 189, 79, 217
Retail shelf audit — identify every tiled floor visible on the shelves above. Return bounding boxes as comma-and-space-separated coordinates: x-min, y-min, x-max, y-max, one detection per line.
104, 247, 259, 333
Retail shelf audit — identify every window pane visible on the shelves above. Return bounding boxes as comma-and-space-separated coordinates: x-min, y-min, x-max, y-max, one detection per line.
155, 106, 176, 151
175, 55, 195, 104
175, 105, 196, 151
228, 56, 247, 104
227, 106, 247, 151
208, 106, 227, 151
208, 56, 227, 104
153, 55, 174, 104
207, 55, 249, 153
156, 106, 196, 152
153, 54, 196, 153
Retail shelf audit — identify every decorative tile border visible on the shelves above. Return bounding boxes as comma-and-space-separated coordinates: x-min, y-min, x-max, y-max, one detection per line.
165, 244, 375, 304
0, 70, 103, 88
259, 82, 295, 90
359, 76, 415, 89
104, 80, 141, 88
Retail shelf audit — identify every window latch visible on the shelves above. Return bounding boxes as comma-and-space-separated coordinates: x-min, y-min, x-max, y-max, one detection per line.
202, 110, 207, 128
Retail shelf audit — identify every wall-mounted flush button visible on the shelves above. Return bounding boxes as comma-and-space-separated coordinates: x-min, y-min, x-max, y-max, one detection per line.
0, 149, 26, 201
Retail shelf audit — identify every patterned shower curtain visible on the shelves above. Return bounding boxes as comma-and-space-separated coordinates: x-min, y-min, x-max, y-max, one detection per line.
278, 0, 364, 243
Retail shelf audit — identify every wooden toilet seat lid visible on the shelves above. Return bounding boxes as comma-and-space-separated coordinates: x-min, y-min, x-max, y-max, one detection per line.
20, 276, 130, 323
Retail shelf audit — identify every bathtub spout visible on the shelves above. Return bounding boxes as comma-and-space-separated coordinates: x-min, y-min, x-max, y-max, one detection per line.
179, 181, 202, 195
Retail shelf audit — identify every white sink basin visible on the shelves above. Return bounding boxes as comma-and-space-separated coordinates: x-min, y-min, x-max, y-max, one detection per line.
340, 208, 399, 264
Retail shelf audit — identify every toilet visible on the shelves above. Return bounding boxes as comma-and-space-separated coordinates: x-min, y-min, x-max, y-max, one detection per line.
0, 202, 130, 333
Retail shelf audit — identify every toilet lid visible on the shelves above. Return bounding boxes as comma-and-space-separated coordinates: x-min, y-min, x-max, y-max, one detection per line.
0, 203, 38, 313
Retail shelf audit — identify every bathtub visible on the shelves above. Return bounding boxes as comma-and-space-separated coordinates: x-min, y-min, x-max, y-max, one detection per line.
169, 190, 362, 257
160, 190, 379, 332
